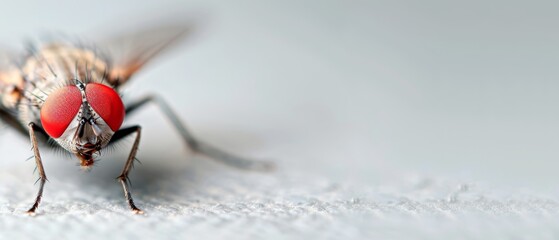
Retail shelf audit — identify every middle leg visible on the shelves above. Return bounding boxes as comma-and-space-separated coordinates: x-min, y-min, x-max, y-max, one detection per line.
124, 95, 275, 171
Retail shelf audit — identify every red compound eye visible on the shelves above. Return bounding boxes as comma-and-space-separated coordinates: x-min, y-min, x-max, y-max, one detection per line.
85, 83, 125, 132
40, 86, 82, 138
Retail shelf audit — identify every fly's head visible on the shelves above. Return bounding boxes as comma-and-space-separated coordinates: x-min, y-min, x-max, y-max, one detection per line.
39, 80, 125, 169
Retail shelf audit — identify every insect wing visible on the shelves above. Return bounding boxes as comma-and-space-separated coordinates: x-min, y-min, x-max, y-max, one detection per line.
95, 22, 195, 87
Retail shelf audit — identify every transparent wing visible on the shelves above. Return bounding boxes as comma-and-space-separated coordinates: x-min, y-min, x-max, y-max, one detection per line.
93, 18, 199, 87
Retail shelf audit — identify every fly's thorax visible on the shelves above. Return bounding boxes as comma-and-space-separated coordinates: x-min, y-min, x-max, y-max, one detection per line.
21, 44, 111, 87
19, 44, 111, 108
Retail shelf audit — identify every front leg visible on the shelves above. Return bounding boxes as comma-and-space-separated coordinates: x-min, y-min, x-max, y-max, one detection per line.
124, 95, 274, 171
112, 125, 143, 214
26, 122, 48, 215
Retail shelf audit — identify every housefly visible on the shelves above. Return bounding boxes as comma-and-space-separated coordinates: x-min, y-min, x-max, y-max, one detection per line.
0, 23, 273, 215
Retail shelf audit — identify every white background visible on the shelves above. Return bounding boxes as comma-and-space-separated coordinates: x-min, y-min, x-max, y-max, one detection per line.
0, 1, 558, 239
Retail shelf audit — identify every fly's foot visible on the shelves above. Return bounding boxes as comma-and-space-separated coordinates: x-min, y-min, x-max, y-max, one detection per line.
25, 210, 37, 216
248, 160, 276, 172
132, 208, 145, 215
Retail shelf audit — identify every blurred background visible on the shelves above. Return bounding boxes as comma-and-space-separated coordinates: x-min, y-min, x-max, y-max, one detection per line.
0, 0, 558, 239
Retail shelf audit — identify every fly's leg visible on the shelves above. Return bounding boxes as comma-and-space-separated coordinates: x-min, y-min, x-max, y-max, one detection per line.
111, 126, 143, 214
124, 95, 274, 171
26, 122, 48, 215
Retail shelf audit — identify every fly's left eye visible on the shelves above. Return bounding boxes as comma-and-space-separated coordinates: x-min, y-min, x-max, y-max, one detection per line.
40, 86, 82, 138
85, 83, 125, 132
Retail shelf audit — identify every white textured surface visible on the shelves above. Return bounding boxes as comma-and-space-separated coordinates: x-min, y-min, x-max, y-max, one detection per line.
0, 151, 558, 240
1, 0, 559, 239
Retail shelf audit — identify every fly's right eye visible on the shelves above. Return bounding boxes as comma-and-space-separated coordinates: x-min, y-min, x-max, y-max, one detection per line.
40, 86, 82, 138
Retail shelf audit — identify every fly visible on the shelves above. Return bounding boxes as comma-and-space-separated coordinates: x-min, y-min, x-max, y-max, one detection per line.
0, 23, 273, 215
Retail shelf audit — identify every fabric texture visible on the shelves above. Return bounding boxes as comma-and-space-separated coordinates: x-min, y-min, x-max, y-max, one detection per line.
0, 140, 556, 240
